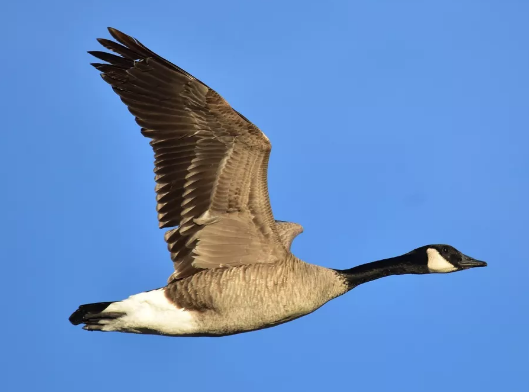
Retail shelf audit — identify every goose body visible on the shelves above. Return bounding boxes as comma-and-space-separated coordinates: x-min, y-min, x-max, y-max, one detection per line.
69, 28, 487, 337
89, 257, 343, 337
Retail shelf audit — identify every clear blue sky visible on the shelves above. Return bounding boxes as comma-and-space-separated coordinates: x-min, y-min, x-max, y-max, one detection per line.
2, 1, 527, 391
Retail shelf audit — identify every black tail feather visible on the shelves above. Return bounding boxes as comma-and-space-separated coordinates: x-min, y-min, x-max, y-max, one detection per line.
69, 302, 116, 325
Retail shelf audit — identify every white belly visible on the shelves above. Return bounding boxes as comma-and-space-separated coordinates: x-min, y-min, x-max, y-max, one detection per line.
101, 289, 199, 335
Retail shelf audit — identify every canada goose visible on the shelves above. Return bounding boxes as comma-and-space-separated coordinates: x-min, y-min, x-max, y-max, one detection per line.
69, 28, 487, 337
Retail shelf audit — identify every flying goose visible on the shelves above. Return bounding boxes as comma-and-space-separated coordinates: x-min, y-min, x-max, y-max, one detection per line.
69, 28, 487, 337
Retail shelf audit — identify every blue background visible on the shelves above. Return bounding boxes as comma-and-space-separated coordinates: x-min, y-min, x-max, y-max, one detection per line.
2, 1, 527, 391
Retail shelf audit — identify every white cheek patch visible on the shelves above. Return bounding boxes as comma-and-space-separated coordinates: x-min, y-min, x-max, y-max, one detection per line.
427, 248, 457, 273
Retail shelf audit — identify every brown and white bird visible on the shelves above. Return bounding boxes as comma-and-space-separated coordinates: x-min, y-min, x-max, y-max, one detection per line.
69, 28, 487, 337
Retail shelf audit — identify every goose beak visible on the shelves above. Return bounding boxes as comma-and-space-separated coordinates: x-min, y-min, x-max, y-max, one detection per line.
459, 255, 487, 269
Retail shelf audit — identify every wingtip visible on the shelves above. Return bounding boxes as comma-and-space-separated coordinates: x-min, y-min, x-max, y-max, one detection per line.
107, 27, 121, 41
90, 62, 104, 70
107, 27, 130, 42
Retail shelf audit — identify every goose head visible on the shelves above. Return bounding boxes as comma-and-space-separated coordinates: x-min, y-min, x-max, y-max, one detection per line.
415, 244, 487, 273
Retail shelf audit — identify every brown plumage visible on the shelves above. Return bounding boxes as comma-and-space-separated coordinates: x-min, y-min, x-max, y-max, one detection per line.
69, 28, 487, 337
91, 28, 287, 282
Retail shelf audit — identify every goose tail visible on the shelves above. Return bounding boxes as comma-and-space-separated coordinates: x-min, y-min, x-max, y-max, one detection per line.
69, 301, 124, 331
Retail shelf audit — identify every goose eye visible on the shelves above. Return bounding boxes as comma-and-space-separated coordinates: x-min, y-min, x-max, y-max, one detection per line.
442, 247, 448, 253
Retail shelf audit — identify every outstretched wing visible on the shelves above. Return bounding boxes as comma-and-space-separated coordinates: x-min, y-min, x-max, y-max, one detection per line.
90, 28, 289, 280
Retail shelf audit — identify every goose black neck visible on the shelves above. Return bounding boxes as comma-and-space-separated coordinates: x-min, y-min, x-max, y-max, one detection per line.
337, 253, 426, 290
